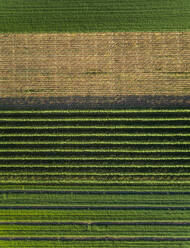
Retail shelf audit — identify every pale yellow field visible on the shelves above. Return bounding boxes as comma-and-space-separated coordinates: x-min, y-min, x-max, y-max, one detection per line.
0, 32, 190, 98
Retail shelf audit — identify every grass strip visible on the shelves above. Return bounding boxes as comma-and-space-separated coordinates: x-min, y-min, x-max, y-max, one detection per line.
1, 172, 190, 176
1, 125, 190, 129
0, 157, 190, 160
1, 118, 190, 121
0, 110, 190, 113
1, 164, 190, 168
1, 149, 190, 152
1, 141, 190, 145
1, 133, 190, 137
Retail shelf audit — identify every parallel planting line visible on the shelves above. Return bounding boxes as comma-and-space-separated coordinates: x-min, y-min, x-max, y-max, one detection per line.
2, 221, 190, 225
1, 205, 190, 210
1, 164, 190, 168
0, 180, 188, 184
2, 236, 190, 241
2, 184, 188, 191
1, 172, 190, 176
1, 149, 190, 152
1, 141, 190, 145
1, 191, 190, 195
1, 133, 190, 137
1, 157, 190, 160
1, 118, 190, 121
1, 125, 190, 129
1, 110, 190, 113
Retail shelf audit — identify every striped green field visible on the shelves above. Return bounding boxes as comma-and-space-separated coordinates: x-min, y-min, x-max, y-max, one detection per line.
1, 0, 190, 33
0, 222, 190, 237
1, 208, 190, 222
0, 240, 190, 248
1, 192, 190, 206
0, 109, 190, 247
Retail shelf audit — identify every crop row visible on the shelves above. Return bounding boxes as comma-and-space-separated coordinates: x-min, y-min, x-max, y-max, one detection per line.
1, 166, 190, 173
1, 118, 190, 121
1, 130, 190, 137
1, 192, 190, 206
0, 222, 190, 237
1, 136, 189, 143
1, 149, 190, 152
1, 120, 190, 126
2, 163, 190, 167
1, 109, 189, 113
1, 183, 190, 191
0, 180, 188, 186
0, 240, 188, 248
2, 158, 189, 165
1, 141, 190, 144
1, 133, 190, 136
1, 173, 190, 180
2, 172, 190, 176
1, 144, 190, 151
0, 111, 190, 118
0, 209, 190, 221
1, 125, 190, 129
0, 179, 190, 186
1, 156, 190, 160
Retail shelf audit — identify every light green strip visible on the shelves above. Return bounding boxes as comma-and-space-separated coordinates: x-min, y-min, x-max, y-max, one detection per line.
0, 125, 189, 129
0, 172, 189, 176
1, 141, 190, 145
0, 205, 188, 208
0, 165, 189, 168
0, 110, 190, 113
0, 118, 190, 121
1, 133, 189, 137
0, 157, 189, 160
0, 149, 190, 153
0, 180, 188, 184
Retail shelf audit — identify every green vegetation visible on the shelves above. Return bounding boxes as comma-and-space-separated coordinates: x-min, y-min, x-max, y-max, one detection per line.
0, 240, 189, 248
0, 0, 190, 32
1, 192, 190, 206
1, 126, 190, 129
0, 109, 190, 246
1, 183, 190, 191
1, 209, 190, 222
1, 110, 190, 113
0, 222, 190, 237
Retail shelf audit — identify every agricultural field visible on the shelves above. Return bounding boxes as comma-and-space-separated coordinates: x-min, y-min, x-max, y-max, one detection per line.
0, 109, 190, 247
1, 32, 190, 101
1, 0, 190, 246
0, 0, 190, 33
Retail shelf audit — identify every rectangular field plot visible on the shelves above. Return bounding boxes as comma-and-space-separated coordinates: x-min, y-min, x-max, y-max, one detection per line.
0, 109, 190, 246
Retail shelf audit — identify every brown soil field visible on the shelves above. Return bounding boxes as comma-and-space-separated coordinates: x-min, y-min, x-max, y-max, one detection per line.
0, 32, 190, 98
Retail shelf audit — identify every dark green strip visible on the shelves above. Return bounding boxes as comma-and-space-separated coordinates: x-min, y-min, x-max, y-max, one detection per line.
0, 0, 190, 33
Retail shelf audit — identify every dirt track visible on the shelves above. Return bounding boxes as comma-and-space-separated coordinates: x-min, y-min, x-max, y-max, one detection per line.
0, 32, 190, 98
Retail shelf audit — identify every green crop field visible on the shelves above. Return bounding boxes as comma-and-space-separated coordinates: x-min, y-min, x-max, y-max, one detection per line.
1, 222, 190, 237
1, 192, 190, 206
0, 240, 190, 248
0, 109, 190, 247
0, 0, 190, 33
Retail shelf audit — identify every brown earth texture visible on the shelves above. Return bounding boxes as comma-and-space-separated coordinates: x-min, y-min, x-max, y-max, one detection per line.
0, 32, 190, 98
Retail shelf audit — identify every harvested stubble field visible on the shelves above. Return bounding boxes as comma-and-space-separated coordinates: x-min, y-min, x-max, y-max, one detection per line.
1, 32, 190, 101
